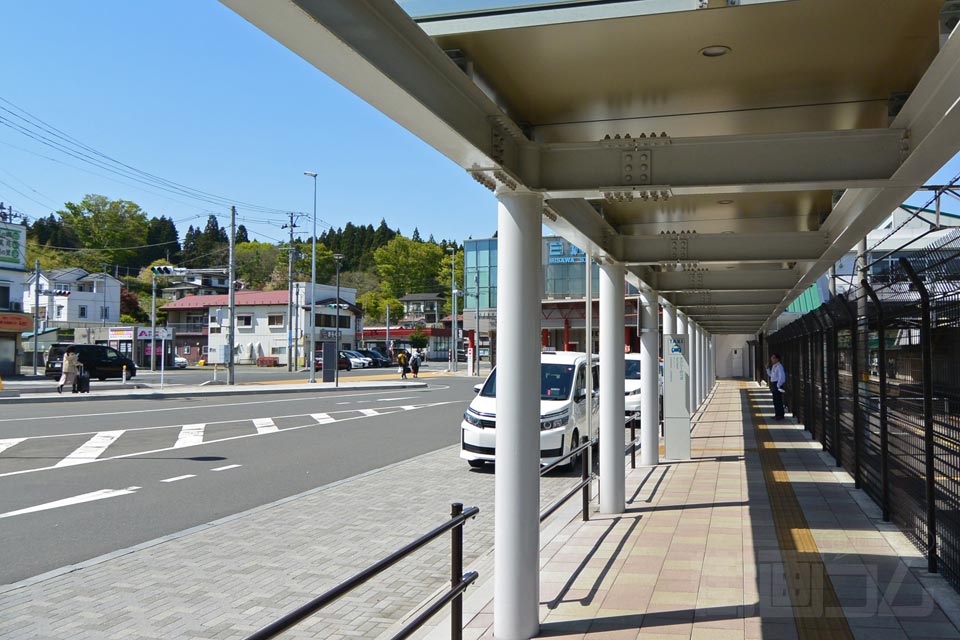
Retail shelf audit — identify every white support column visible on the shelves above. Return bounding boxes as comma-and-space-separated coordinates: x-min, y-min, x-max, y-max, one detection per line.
687, 319, 697, 410
662, 302, 675, 336
640, 290, 660, 466
701, 329, 708, 402
599, 261, 626, 514
493, 190, 542, 640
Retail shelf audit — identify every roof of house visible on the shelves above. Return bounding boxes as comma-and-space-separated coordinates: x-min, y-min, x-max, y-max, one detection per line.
161, 290, 291, 310
399, 292, 446, 302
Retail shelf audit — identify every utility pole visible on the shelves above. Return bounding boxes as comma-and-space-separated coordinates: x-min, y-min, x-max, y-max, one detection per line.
33, 259, 40, 375
283, 213, 299, 372
386, 304, 390, 360
150, 273, 157, 371
475, 270, 481, 376
228, 205, 237, 385
448, 246, 456, 372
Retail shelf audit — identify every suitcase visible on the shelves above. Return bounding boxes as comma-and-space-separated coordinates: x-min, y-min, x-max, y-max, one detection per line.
75, 366, 91, 394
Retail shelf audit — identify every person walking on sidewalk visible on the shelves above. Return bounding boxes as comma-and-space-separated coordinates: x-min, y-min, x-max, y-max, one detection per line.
766, 353, 786, 419
410, 350, 421, 378
58, 347, 79, 394
397, 350, 409, 379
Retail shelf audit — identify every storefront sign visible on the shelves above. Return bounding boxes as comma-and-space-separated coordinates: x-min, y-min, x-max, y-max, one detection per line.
546, 240, 586, 264
0, 224, 25, 266
137, 327, 173, 340
0, 312, 32, 332
109, 327, 135, 341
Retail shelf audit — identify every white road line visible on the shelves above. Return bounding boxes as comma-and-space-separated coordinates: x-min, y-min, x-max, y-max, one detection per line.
0, 438, 25, 455
252, 417, 278, 434
0, 386, 448, 423
336, 402, 351, 405
358, 409, 380, 417
211, 464, 241, 472
54, 430, 125, 468
160, 474, 195, 483
0, 401, 461, 479
0, 486, 140, 519
310, 413, 335, 425
175, 424, 205, 448
378, 397, 413, 401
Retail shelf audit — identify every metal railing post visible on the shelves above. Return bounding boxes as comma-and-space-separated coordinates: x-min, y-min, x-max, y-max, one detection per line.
901, 257, 937, 573
450, 502, 463, 640
813, 313, 828, 450
630, 418, 636, 469
862, 280, 890, 522
581, 436, 591, 522
826, 301, 843, 468
841, 295, 862, 488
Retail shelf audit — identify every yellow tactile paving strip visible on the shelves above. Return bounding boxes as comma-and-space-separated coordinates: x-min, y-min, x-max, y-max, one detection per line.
746, 382, 854, 640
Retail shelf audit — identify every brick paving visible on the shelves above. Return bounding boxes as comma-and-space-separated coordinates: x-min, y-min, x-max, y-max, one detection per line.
0, 445, 579, 639
455, 380, 960, 639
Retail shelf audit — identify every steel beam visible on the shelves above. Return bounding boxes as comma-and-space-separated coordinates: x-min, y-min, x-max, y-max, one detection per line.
679, 305, 778, 316
662, 290, 786, 306
619, 231, 826, 264
537, 129, 906, 197
647, 268, 797, 292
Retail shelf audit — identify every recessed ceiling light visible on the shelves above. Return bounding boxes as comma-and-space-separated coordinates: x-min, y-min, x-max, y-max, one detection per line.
700, 45, 731, 58
717, 199, 734, 205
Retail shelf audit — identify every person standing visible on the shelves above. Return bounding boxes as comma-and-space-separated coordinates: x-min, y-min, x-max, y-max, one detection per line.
766, 353, 786, 419
410, 350, 421, 378
58, 347, 79, 394
397, 350, 408, 379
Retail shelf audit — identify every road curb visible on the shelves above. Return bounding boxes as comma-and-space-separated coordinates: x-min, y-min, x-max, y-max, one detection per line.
0, 382, 429, 404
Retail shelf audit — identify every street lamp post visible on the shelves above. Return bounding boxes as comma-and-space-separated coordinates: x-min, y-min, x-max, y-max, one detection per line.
447, 246, 456, 373
474, 270, 481, 376
304, 171, 318, 383
334, 253, 344, 388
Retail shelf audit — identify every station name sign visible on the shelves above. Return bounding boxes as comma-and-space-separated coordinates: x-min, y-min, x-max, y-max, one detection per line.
546, 240, 586, 264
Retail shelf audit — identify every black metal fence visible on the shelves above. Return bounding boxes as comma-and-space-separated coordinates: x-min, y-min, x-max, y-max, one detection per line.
767, 228, 960, 588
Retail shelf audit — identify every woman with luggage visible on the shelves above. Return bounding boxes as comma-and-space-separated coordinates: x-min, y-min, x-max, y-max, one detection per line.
58, 346, 79, 394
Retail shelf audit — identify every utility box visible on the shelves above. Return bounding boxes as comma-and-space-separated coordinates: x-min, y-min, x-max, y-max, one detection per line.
321, 342, 336, 383
663, 334, 691, 460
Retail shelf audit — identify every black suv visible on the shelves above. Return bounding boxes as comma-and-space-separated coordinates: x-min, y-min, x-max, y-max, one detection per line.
45, 343, 137, 381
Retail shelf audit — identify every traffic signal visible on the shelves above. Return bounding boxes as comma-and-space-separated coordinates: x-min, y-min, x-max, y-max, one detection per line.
151, 266, 186, 275
327, 303, 349, 309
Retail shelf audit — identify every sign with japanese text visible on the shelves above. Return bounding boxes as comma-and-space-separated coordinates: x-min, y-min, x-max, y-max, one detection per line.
0, 223, 25, 266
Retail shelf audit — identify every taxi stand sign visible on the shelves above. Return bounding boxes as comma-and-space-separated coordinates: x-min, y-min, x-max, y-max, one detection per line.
663, 334, 691, 460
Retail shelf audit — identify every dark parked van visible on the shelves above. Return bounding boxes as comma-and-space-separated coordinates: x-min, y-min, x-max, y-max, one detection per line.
45, 343, 137, 381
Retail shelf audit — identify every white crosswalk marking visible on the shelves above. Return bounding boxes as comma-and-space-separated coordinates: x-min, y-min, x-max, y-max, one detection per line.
0, 438, 25, 455
253, 417, 278, 434
55, 430, 124, 467
161, 474, 195, 483
310, 413, 335, 424
358, 409, 380, 417
175, 424, 205, 448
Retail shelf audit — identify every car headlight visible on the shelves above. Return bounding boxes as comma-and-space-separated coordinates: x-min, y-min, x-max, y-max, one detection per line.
463, 410, 483, 427
540, 411, 569, 431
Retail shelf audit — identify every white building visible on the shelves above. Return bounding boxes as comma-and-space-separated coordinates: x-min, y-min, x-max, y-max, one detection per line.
0, 219, 30, 375
161, 282, 359, 367
23, 267, 122, 328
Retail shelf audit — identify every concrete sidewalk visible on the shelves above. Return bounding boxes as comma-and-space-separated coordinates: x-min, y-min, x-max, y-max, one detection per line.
437, 380, 960, 639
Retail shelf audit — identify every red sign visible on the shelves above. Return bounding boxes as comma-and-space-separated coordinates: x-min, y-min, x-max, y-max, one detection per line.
0, 313, 32, 332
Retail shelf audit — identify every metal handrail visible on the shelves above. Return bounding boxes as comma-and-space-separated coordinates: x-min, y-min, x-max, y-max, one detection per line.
245, 503, 479, 640
539, 437, 596, 523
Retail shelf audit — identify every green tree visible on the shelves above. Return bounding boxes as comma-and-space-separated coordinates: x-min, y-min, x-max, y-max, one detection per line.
373, 236, 444, 298
58, 195, 150, 269
143, 216, 181, 265
235, 225, 249, 244
438, 248, 465, 315
235, 241, 280, 289
408, 327, 429, 349
357, 290, 403, 324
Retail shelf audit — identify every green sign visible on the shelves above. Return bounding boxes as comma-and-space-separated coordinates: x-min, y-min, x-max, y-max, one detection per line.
0, 224, 24, 265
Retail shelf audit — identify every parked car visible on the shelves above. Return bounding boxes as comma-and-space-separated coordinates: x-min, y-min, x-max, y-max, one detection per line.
345, 350, 374, 368
173, 354, 189, 369
45, 343, 137, 381
624, 354, 642, 415
314, 351, 351, 371
359, 349, 390, 367
460, 350, 598, 470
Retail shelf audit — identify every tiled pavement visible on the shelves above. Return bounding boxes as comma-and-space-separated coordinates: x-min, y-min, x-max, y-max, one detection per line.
0, 445, 579, 639
455, 380, 960, 639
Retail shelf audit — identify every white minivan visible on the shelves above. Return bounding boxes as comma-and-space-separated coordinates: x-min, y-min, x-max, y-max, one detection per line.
460, 351, 599, 469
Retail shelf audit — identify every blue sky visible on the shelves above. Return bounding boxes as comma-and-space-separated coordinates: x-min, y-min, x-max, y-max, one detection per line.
0, 0, 499, 245
0, 1, 956, 250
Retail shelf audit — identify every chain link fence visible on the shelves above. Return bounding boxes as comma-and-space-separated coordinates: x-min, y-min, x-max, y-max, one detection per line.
767, 228, 960, 588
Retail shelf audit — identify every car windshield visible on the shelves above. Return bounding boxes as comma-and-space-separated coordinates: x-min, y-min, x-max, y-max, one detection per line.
480, 363, 578, 401
625, 359, 641, 380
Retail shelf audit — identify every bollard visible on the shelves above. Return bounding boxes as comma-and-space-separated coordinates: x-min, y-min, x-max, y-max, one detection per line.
630, 417, 636, 469
122, 365, 127, 385
450, 502, 463, 640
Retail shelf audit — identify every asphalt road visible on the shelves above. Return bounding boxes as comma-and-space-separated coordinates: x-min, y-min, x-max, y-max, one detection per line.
0, 378, 477, 584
